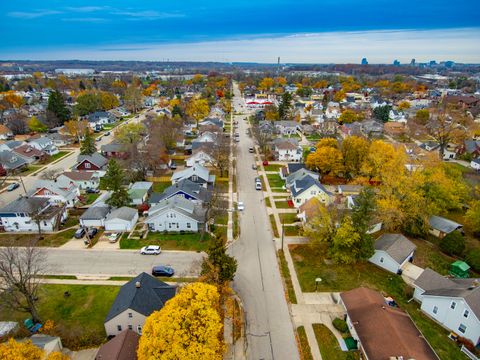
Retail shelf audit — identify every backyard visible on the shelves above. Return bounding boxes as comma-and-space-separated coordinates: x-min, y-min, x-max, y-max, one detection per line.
120, 231, 211, 251
152, 181, 171, 193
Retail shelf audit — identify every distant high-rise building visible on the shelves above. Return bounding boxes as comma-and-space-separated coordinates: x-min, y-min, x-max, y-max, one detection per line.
444, 61, 455, 68
361, 58, 368, 65
429, 60, 437, 67
393, 60, 400, 66
410, 59, 416, 66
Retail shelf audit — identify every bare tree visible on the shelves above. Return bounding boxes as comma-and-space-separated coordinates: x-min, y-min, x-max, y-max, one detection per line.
0, 246, 47, 323
6, 113, 28, 135
251, 123, 273, 155
208, 134, 231, 177
40, 169, 60, 181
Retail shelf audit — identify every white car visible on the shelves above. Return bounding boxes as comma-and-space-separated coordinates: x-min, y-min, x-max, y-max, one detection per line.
237, 202, 245, 211
107, 233, 120, 243
140, 245, 161, 255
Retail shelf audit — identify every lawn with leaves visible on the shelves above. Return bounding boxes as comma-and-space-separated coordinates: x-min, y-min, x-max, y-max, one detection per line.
297, 326, 313, 360
120, 232, 210, 251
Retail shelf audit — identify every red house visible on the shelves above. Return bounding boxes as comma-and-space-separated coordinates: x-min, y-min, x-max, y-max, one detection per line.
74, 153, 108, 171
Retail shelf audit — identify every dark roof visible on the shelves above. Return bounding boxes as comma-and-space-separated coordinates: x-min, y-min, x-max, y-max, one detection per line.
291, 177, 330, 198
150, 179, 211, 204
374, 233, 416, 264
340, 287, 438, 360
80, 206, 111, 220
95, 329, 139, 360
105, 273, 176, 322
287, 163, 306, 174
428, 215, 462, 234
0, 150, 27, 170
77, 153, 108, 168
0, 196, 49, 214
413, 268, 456, 292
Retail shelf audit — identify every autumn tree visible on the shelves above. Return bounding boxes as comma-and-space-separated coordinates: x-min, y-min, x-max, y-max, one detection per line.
63, 119, 89, 143
186, 98, 210, 127
28, 116, 48, 133
259, 77, 275, 91
264, 105, 279, 120
124, 83, 143, 113
361, 140, 406, 181
150, 115, 182, 150
306, 140, 343, 176
47, 90, 70, 122
137, 283, 224, 360
114, 122, 145, 146
302, 201, 338, 246
415, 109, 430, 125
100, 91, 119, 110
209, 134, 231, 177
465, 198, 480, 236
398, 101, 411, 110
338, 109, 359, 124
342, 136, 369, 179
74, 91, 103, 116
333, 90, 346, 102
103, 159, 131, 207
80, 129, 96, 155
330, 216, 363, 264
251, 123, 273, 155
0, 339, 44, 360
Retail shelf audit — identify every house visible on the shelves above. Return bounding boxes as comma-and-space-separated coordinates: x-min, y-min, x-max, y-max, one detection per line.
360, 119, 384, 137
56, 171, 100, 190
29, 180, 80, 208
46, 133, 73, 147
279, 163, 306, 180
101, 142, 129, 159
428, 215, 463, 238
0, 150, 27, 173
456, 140, 480, 158
340, 287, 438, 360
413, 268, 480, 346
171, 164, 215, 188
74, 153, 108, 172
13, 144, 47, 164
80, 205, 111, 228
0, 140, 24, 152
88, 111, 116, 130
271, 138, 303, 162
290, 177, 332, 207
128, 188, 148, 206
105, 207, 139, 232
337, 185, 363, 196
0, 124, 14, 140
186, 148, 216, 167
29, 334, 63, 356
0, 197, 66, 232
95, 329, 139, 360
200, 117, 224, 129
145, 195, 207, 233
28, 137, 59, 156
129, 181, 153, 194
285, 168, 319, 189
274, 121, 301, 136
104, 273, 176, 337
149, 179, 211, 206
471, 158, 480, 171
421, 141, 440, 152
368, 233, 416, 274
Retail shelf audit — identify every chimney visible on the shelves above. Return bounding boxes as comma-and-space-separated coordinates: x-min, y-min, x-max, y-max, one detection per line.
135, 281, 141, 288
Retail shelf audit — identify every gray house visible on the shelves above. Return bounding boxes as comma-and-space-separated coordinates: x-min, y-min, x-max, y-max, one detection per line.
368, 233, 416, 274
149, 179, 211, 205
171, 164, 215, 188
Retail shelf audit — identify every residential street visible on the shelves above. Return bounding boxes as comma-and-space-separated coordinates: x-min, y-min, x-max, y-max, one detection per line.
42, 248, 203, 277
228, 83, 300, 360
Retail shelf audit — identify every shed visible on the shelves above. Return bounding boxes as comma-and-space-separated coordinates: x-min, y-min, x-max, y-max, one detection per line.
450, 261, 470, 278
428, 215, 463, 238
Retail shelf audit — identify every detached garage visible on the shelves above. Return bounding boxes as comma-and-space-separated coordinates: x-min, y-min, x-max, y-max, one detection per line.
369, 233, 416, 274
104, 207, 138, 232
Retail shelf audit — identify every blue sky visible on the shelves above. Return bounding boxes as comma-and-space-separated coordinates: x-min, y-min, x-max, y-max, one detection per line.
1, 0, 479, 62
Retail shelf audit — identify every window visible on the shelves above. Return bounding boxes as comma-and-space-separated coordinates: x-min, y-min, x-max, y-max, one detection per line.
187, 223, 191, 229
128, 325, 133, 330
458, 324, 467, 334
85, 162, 91, 169
433, 306, 438, 314
450, 301, 456, 310
380, 257, 384, 263
117, 325, 122, 332
128, 312, 132, 318
177, 223, 179, 229
137, 325, 142, 335
464, 310, 469, 318
43, 221, 47, 226
169, 223, 172, 229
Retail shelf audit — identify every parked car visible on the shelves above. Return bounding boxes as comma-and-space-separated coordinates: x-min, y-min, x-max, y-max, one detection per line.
87, 227, 98, 238
96, 136, 102, 142
6, 183, 20, 192
169, 161, 177, 170
252, 164, 257, 170
263, 160, 269, 166
74, 228, 86, 239
151, 265, 174, 277
104, 131, 111, 136
237, 202, 245, 211
107, 233, 120, 243
255, 182, 262, 191
249, 147, 254, 153
141, 245, 161, 255
85, 188, 99, 194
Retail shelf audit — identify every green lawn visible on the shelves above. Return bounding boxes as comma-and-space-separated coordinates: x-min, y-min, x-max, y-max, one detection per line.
83, 193, 100, 205
313, 324, 359, 360
297, 326, 313, 360
275, 200, 291, 209
278, 250, 297, 303
0, 229, 76, 247
284, 225, 301, 236
265, 197, 271, 207
267, 174, 285, 188
120, 232, 211, 251
279, 213, 299, 224
152, 181, 171, 193
44, 151, 70, 164
269, 215, 279, 237
264, 164, 283, 172
290, 244, 465, 360
215, 210, 228, 225
0, 284, 120, 350
19, 165, 44, 175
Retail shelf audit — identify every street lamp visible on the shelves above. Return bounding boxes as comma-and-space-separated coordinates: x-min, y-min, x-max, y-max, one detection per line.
315, 277, 322, 291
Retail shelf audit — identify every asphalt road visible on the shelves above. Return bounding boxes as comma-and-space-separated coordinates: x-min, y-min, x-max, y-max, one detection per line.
43, 248, 204, 277
228, 83, 300, 360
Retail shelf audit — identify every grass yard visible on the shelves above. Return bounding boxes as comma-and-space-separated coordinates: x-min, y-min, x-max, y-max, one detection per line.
152, 181, 171, 193
265, 197, 271, 207
284, 225, 301, 236
313, 324, 359, 360
277, 250, 297, 303
215, 210, 228, 225
0, 229, 76, 247
297, 326, 313, 360
0, 284, 119, 349
411, 239, 453, 275
269, 214, 279, 237
20, 165, 44, 175
266, 174, 285, 188
275, 200, 291, 209
83, 193, 100, 205
120, 232, 211, 251
44, 151, 70, 164
264, 164, 283, 172
279, 212, 300, 224
290, 244, 465, 360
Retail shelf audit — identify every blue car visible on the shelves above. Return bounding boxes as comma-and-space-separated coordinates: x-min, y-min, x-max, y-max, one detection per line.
6, 183, 20, 192
151, 265, 174, 277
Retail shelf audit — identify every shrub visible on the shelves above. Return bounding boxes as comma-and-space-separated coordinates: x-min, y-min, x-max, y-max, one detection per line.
332, 318, 348, 333
439, 231, 465, 256
465, 248, 480, 273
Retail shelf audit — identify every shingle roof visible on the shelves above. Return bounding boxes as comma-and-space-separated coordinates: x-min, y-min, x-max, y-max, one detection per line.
105, 207, 137, 222
291, 177, 330, 198
286, 168, 318, 188
150, 179, 211, 204
80, 206, 111, 220
60, 171, 97, 181
146, 195, 206, 223
413, 268, 456, 292
0, 197, 49, 214
0, 150, 27, 170
374, 233, 416, 264
77, 153, 108, 168
171, 164, 211, 183
105, 273, 176, 322
95, 329, 139, 360
428, 215, 462, 234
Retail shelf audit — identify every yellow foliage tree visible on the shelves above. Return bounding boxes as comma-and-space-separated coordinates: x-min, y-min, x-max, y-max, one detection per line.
398, 101, 411, 110
338, 109, 359, 124
342, 136, 369, 178
306, 146, 343, 176
333, 90, 346, 102
100, 91, 119, 110
47, 352, 70, 360
315, 137, 338, 149
3, 91, 24, 108
361, 140, 406, 182
259, 77, 275, 91
137, 282, 224, 360
0, 338, 44, 360
186, 98, 210, 127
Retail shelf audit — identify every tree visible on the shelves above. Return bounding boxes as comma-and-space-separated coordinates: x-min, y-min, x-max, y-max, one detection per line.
0, 339, 44, 360
186, 98, 210, 127
124, 84, 143, 113
103, 159, 131, 207
74, 92, 102, 116
259, 77, 275, 91
439, 231, 465, 256
350, 187, 376, 259
99, 91, 119, 110
63, 119, 89, 143
342, 136, 369, 178
251, 123, 273, 155
302, 200, 337, 246
209, 134, 231, 178
338, 109, 358, 124
137, 283, 224, 360
201, 237, 237, 285
465, 199, 480, 236
114, 122, 145, 146
0, 246, 46, 323
278, 92, 293, 119
427, 107, 467, 159
415, 109, 430, 125
373, 105, 392, 122
47, 90, 70, 122
40, 169, 60, 180
264, 105, 279, 120
333, 90, 346, 102
398, 101, 411, 110
330, 216, 363, 264
306, 146, 343, 176
28, 116, 48, 132
80, 129, 96, 155
361, 140, 406, 181
465, 248, 480, 273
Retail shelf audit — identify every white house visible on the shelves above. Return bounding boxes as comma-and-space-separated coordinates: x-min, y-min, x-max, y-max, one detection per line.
104, 207, 138, 232
171, 164, 215, 188
368, 233, 416, 274
28, 137, 59, 156
272, 139, 302, 162
145, 196, 207, 233
471, 158, 480, 171
186, 149, 216, 167
413, 268, 480, 346
290, 177, 332, 207
274, 121, 301, 136
29, 180, 80, 208
0, 197, 66, 232
104, 273, 176, 337
56, 171, 100, 190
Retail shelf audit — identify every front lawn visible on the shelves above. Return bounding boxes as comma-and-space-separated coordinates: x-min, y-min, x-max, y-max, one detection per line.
0, 228, 76, 247
284, 225, 301, 236
266, 174, 285, 188
120, 232, 211, 251
297, 326, 313, 360
290, 244, 465, 360
83, 193, 100, 205
19, 165, 44, 175
0, 284, 120, 349
44, 151, 70, 164
152, 181, 171, 193
313, 324, 359, 360
279, 213, 299, 224
264, 164, 283, 172
275, 200, 291, 209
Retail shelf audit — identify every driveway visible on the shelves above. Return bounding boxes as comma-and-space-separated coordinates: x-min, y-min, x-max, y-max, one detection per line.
401, 262, 424, 285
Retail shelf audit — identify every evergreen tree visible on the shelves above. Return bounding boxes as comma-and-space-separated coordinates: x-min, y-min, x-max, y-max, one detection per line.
47, 90, 70, 123
79, 129, 96, 155
373, 105, 392, 123
278, 92, 293, 119
103, 159, 131, 208
350, 187, 376, 260
171, 104, 182, 117
201, 237, 237, 284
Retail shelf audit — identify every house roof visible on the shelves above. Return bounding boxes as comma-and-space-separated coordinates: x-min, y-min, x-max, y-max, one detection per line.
128, 188, 148, 200
105, 272, 176, 322
146, 195, 207, 223
29, 137, 51, 147
130, 182, 153, 191
95, 329, 139, 360
150, 179, 211, 204
77, 153, 108, 168
0, 150, 27, 170
105, 207, 137, 222
0, 196, 49, 214
171, 164, 212, 183
374, 233, 416, 264
428, 215, 462, 234
286, 163, 306, 174
413, 268, 457, 292
1, 140, 23, 149
60, 171, 97, 181
13, 144, 45, 158
286, 168, 318, 188
29, 180, 77, 199
340, 287, 438, 360
80, 206, 111, 220
0, 124, 12, 135
291, 177, 330, 198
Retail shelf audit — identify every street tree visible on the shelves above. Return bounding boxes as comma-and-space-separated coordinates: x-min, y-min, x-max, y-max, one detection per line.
415, 109, 430, 124
209, 134, 231, 177
201, 237, 237, 285
80, 129, 96, 155
251, 123, 273, 155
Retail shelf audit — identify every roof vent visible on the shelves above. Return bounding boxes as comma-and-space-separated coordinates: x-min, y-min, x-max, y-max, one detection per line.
135, 281, 141, 288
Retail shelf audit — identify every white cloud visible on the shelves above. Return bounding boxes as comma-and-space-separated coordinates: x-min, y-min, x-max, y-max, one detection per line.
111, 10, 185, 20
61, 17, 109, 23
65, 6, 108, 13
7, 10, 62, 19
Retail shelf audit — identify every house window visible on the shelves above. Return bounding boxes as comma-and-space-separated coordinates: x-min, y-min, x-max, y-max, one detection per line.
43, 221, 47, 226
176, 223, 179, 229
85, 162, 91, 169
117, 325, 122, 332
380, 257, 384, 263
168, 223, 172, 229
187, 223, 191, 229
450, 301, 456, 310
463, 310, 469, 318
128, 325, 133, 330
137, 325, 142, 335
191, 175, 198, 182
458, 324, 467, 334
433, 306, 438, 314
128, 312, 132, 318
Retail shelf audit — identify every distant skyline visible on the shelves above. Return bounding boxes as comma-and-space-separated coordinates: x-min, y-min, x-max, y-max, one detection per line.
1, 0, 480, 63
